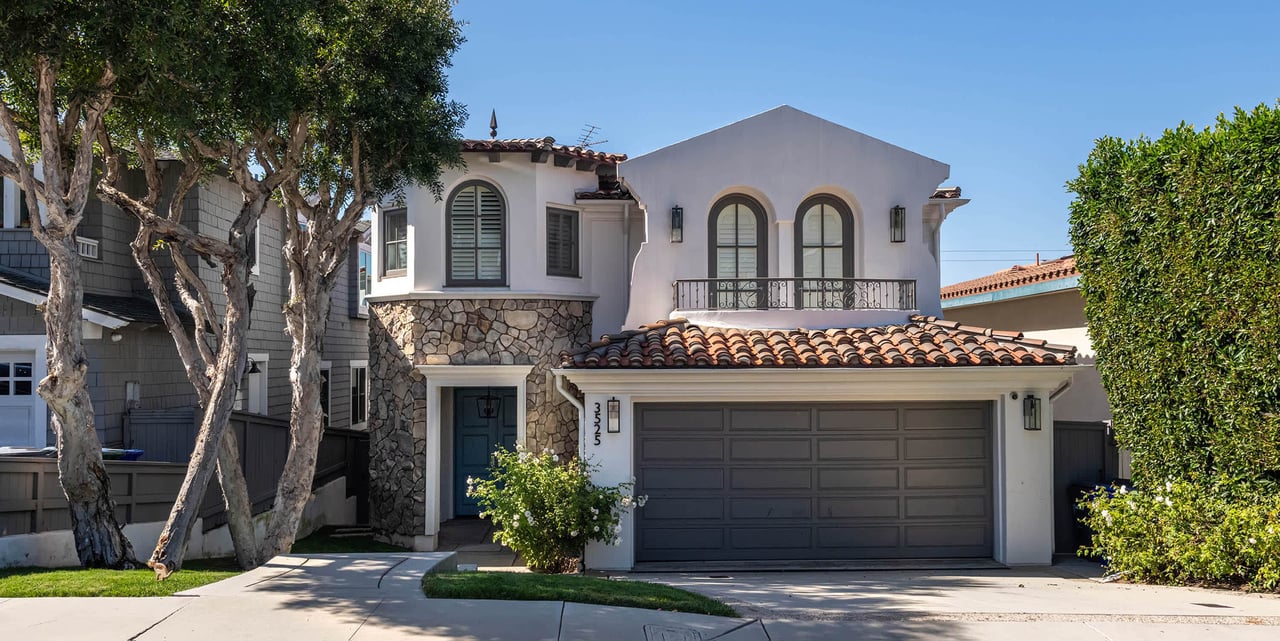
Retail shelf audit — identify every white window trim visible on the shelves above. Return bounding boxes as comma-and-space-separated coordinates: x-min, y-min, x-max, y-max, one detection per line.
357, 246, 371, 316
349, 359, 368, 429
0, 334, 49, 448
250, 219, 262, 276
319, 360, 332, 428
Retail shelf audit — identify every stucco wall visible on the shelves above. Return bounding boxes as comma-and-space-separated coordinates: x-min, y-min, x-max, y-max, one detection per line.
621, 106, 955, 328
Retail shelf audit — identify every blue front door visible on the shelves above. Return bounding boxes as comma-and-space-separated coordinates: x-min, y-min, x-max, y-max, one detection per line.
453, 387, 518, 516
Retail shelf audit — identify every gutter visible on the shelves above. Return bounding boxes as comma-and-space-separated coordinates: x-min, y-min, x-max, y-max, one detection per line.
554, 372, 587, 461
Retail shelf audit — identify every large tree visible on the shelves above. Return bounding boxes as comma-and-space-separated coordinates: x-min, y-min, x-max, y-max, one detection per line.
259, 0, 464, 559
1068, 103, 1280, 484
0, 0, 176, 568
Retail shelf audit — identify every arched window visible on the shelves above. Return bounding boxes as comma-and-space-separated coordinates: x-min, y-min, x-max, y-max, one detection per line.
447, 181, 506, 286
708, 195, 767, 308
795, 196, 854, 308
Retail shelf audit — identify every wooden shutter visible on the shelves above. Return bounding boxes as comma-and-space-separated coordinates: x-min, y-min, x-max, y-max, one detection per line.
448, 182, 505, 284
546, 208, 578, 277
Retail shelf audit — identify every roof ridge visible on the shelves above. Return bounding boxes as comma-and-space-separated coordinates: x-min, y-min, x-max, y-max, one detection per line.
940, 255, 1079, 300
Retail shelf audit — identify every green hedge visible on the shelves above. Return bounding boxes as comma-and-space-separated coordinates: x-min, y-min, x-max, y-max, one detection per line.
1081, 477, 1280, 590
1068, 103, 1280, 483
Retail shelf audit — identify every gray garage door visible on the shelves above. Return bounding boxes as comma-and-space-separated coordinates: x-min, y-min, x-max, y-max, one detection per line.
634, 402, 993, 562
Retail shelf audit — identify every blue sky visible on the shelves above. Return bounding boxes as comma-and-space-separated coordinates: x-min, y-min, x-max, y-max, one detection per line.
445, 1, 1280, 285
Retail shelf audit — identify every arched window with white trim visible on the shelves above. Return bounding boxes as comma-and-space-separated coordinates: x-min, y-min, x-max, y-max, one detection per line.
447, 181, 506, 286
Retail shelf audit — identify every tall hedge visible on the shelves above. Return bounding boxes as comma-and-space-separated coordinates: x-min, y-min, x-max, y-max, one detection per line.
1068, 104, 1280, 484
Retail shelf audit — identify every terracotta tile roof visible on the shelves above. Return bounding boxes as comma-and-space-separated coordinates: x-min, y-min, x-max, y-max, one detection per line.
941, 255, 1079, 300
461, 137, 626, 163
932, 186, 962, 199
576, 175, 632, 200
561, 315, 1076, 369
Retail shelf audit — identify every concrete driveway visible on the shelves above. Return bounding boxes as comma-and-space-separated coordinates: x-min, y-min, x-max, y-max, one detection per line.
629, 559, 1280, 640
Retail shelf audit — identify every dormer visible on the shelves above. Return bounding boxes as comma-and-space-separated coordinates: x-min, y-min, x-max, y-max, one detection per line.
621, 106, 968, 329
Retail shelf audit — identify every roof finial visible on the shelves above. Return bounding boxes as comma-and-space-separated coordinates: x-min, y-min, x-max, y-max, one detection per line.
489, 109, 498, 139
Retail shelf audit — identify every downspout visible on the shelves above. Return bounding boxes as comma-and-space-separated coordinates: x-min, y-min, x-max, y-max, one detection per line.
555, 372, 587, 461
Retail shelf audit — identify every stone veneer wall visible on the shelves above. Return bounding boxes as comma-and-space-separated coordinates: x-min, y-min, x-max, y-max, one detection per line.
367, 297, 592, 541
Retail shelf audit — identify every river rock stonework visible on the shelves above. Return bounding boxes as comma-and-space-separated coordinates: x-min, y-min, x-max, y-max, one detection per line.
368, 297, 592, 542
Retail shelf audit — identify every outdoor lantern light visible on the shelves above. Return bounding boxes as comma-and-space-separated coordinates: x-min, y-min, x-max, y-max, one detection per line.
247, 359, 261, 374
1023, 393, 1042, 431
606, 397, 621, 433
890, 205, 906, 243
670, 206, 684, 243
476, 390, 501, 419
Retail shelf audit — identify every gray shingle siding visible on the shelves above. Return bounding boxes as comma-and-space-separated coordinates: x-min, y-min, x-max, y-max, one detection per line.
0, 166, 371, 442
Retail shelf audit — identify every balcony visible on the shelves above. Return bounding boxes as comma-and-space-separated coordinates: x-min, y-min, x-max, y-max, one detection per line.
673, 278, 917, 312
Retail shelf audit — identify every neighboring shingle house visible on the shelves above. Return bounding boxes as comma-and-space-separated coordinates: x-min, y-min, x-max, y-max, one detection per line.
941, 255, 1122, 554
367, 105, 1085, 569
0, 161, 372, 451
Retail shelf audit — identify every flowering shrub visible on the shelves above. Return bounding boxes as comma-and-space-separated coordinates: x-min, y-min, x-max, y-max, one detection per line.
1080, 476, 1280, 591
466, 446, 646, 574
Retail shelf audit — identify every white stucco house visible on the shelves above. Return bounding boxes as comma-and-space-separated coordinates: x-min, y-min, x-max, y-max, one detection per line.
366, 106, 1081, 569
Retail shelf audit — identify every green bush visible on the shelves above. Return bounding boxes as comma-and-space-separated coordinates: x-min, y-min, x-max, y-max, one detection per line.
467, 446, 645, 574
1081, 477, 1280, 591
1068, 103, 1280, 483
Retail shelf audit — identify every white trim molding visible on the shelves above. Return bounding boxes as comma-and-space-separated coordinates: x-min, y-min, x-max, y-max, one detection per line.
366, 290, 598, 303
414, 364, 534, 549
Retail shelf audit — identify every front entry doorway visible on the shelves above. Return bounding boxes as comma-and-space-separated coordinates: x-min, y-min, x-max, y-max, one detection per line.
453, 387, 518, 516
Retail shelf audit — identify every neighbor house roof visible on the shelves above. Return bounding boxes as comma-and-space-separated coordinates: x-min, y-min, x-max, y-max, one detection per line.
461, 137, 627, 163
560, 315, 1076, 369
941, 255, 1079, 300
0, 265, 175, 326
931, 186, 963, 199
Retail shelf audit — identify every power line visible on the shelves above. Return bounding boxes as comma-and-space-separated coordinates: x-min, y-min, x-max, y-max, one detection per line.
941, 249, 1071, 253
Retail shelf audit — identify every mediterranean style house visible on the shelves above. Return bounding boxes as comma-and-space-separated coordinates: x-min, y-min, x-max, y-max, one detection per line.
941, 255, 1121, 553
0, 158, 373, 452
367, 106, 1083, 569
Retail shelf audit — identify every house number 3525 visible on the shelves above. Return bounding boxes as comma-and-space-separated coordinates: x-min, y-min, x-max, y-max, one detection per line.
592, 402, 602, 446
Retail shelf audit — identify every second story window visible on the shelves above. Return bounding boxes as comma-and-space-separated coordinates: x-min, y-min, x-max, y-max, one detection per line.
546, 207, 579, 278
358, 247, 372, 311
797, 196, 853, 278
709, 195, 767, 308
447, 181, 505, 286
382, 207, 407, 275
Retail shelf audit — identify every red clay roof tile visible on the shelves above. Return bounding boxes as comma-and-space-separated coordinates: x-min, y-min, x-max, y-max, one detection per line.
941, 255, 1079, 300
560, 315, 1076, 369
461, 137, 626, 163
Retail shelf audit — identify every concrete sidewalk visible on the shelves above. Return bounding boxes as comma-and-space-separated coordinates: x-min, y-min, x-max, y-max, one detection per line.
0, 553, 767, 640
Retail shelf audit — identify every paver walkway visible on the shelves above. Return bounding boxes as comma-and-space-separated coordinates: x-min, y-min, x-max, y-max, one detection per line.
0, 553, 767, 640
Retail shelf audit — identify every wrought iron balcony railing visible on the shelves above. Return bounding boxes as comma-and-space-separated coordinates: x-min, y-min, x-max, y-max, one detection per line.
673, 277, 917, 312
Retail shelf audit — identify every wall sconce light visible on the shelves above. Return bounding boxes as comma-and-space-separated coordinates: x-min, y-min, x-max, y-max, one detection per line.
890, 205, 906, 243
606, 397, 621, 433
476, 390, 502, 419
1023, 393, 1041, 431
247, 359, 261, 374
670, 206, 684, 243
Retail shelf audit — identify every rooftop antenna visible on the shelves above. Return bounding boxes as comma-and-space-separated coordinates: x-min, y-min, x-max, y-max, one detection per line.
489, 109, 498, 139
577, 124, 607, 148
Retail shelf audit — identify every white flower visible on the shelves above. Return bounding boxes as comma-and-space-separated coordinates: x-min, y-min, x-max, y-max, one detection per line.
1118, 486, 1127, 494
614, 523, 622, 534
1126, 500, 1136, 509
524, 510, 532, 518
636, 495, 648, 507
552, 453, 559, 462
1166, 480, 1173, 492
590, 507, 598, 515
620, 496, 633, 508
1164, 497, 1173, 507
1249, 538, 1257, 545
593, 525, 599, 532
570, 530, 578, 537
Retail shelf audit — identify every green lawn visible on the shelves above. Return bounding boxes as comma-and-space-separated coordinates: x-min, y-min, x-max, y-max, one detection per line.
290, 527, 410, 553
421, 571, 738, 617
0, 558, 241, 597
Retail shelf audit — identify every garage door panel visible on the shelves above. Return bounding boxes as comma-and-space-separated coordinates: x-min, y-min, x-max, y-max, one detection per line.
644, 528, 724, 550
643, 467, 723, 490
905, 495, 987, 519
904, 407, 988, 430
818, 468, 899, 490
636, 401, 992, 562
817, 408, 898, 431
818, 497, 900, 519
730, 527, 812, 549
728, 409, 810, 431
904, 436, 987, 460
730, 468, 812, 490
730, 497, 812, 519
817, 438, 898, 461
642, 438, 724, 461
817, 526, 899, 549
639, 408, 724, 431
643, 498, 724, 520
906, 466, 987, 489
730, 438, 811, 460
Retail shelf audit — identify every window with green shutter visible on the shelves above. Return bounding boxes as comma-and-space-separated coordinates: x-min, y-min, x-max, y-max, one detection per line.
447, 181, 506, 286
546, 207, 579, 278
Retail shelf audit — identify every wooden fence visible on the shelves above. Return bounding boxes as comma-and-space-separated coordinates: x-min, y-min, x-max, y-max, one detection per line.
0, 411, 368, 537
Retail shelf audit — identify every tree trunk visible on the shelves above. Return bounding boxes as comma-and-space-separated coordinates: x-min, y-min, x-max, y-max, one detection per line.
147, 216, 259, 578
258, 257, 332, 560
216, 429, 258, 568
41, 236, 138, 568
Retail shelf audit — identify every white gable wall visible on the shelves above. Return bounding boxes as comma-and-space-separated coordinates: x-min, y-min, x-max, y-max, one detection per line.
621, 106, 953, 328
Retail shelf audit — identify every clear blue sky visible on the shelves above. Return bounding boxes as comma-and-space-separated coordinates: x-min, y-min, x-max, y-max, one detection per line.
446, 1, 1280, 285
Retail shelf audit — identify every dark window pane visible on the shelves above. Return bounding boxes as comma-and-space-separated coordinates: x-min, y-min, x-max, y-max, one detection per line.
0, 363, 8, 377
15, 363, 32, 378
15, 381, 32, 395
0, 381, 8, 395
